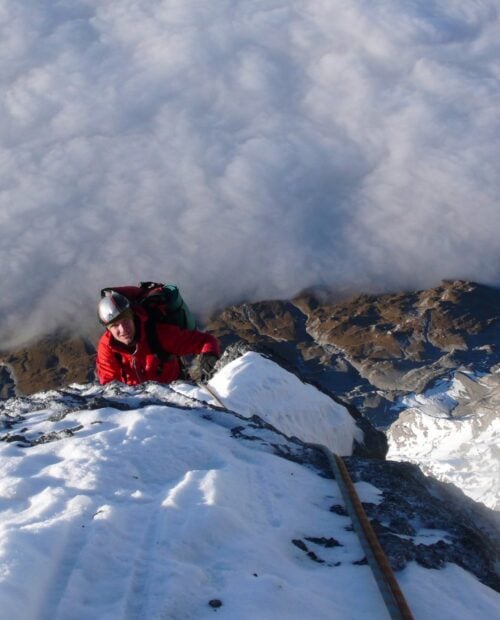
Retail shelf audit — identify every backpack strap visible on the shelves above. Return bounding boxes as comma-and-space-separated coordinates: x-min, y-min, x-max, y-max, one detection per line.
111, 318, 187, 380
145, 318, 174, 359
145, 318, 191, 379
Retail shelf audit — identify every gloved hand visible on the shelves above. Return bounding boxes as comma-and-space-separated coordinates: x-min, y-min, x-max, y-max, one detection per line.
199, 353, 219, 382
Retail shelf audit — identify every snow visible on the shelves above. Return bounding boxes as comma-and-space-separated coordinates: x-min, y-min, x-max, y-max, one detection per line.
398, 564, 500, 620
208, 352, 363, 456
388, 371, 500, 510
0, 354, 499, 619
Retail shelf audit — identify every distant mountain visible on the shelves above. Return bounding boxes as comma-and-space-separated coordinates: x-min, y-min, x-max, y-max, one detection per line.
387, 368, 500, 510
207, 280, 500, 422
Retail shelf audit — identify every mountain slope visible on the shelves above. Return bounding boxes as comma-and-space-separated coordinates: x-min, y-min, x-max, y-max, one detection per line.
0, 279, 498, 514
207, 280, 500, 425
388, 368, 500, 509
0, 353, 498, 619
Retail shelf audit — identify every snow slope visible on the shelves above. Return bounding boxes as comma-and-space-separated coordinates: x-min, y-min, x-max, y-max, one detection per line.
0, 354, 498, 619
387, 369, 500, 510
208, 352, 363, 455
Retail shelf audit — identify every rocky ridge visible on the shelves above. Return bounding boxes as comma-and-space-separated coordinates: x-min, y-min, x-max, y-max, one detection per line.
0, 332, 96, 397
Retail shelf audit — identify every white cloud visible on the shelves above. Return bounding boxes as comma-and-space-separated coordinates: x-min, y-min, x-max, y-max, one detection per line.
1, 0, 499, 344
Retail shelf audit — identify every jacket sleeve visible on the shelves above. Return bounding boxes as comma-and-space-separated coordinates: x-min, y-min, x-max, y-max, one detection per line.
156, 325, 221, 358
96, 335, 124, 384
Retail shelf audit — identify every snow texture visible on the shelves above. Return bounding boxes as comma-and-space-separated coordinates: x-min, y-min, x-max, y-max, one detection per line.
0, 354, 499, 619
208, 352, 363, 455
388, 370, 500, 510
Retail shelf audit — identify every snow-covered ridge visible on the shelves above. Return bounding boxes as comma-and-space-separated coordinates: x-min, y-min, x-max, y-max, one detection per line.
207, 352, 363, 455
0, 353, 499, 619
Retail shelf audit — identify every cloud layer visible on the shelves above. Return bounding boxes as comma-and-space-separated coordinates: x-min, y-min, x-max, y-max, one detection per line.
1, 0, 499, 344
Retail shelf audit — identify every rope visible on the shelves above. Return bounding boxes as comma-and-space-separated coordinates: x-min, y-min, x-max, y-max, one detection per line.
172, 382, 414, 619
325, 449, 414, 620
196, 382, 227, 409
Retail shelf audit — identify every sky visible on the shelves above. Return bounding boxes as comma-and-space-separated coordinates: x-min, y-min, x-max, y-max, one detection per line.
1, 0, 500, 345
0, 352, 499, 619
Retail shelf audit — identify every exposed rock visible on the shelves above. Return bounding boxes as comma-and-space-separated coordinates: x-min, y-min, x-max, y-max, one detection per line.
0, 365, 16, 399
345, 457, 500, 591
0, 331, 97, 396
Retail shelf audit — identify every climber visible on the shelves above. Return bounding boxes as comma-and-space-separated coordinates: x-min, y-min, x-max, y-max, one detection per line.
96, 291, 220, 385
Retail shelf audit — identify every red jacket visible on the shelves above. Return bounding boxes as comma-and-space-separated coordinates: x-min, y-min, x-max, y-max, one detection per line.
96, 309, 220, 385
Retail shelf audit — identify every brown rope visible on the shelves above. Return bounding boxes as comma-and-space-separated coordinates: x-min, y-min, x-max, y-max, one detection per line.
193, 384, 414, 619
197, 382, 227, 409
326, 450, 414, 620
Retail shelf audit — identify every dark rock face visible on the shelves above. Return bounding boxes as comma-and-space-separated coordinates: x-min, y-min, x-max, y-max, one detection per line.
345, 457, 500, 592
0, 365, 16, 399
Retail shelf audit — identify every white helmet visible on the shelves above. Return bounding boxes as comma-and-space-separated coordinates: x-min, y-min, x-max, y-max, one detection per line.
98, 292, 131, 325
